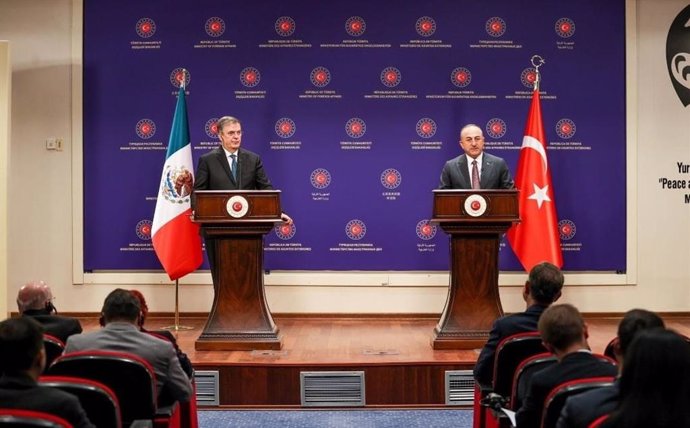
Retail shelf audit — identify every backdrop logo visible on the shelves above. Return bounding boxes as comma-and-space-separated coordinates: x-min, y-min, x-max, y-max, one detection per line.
520, 67, 537, 88
240, 67, 261, 87
555, 18, 576, 38
555, 119, 576, 139
205, 17, 226, 37
170, 68, 191, 88
345, 118, 366, 138
451, 67, 472, 88
380, 168, 402, 189
135, 219, 152, 241
415, 16, 436, 37
486, 118, 507, 139
485, 17, 507, 37
275, 118, 296, 138
135, 18, 156, 38
275, 222, 297, 240
310, 66, 331, 87
558, 219, 577, 240
160, 166, 193, 202
666, 4, 690, 107
135, 119, 156, 139
345, 16, 366, 37
345, 219, 367, 240
381, 66, 402, 87
415, 220, 437, 240
204, 118, 219, 138
416, 118, 437, 139
310, 168, 332, 189
275, 16, 296, 37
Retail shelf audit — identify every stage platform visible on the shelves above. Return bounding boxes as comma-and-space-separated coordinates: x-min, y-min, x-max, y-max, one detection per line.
76, 313, 689, 408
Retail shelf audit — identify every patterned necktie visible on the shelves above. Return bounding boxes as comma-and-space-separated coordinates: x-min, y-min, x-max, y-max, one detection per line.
471, 160, 480, 189
230, 154, 237, 181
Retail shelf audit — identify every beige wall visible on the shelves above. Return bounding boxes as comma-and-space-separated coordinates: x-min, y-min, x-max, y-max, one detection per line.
0, 40, 10, 318
1, 0, 688, 316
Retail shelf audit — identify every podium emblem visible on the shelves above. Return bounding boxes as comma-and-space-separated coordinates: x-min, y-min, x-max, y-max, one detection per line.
226, 195, 249, 218
464, 194, 487, 217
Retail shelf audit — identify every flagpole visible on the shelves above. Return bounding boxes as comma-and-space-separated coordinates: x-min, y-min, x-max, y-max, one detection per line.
161, 68, 194, 332
531, 54, 545, 91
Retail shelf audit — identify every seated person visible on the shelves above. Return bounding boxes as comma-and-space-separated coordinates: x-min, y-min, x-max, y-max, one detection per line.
65, 288, 193, 404
515, 304, 618, 428
0, 317, 94, 428
557, 309, 665, 428
17, 280, 82, 343
474, 262, 564, 386
599, 328, 690, 428
129, 289, 193, 378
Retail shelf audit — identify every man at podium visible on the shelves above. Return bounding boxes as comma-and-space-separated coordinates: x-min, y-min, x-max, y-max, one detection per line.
439, 123, 514, 189
193, 116, 291, 272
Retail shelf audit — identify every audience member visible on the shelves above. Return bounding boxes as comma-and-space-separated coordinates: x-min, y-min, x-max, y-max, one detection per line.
65, 288, 193, 404
129, 289, 194, 378
474, 261, 564, 386
515, 304, 618, 428
0, 317, 94, 428
17, 280, 82, 343
599, 328, 690, 428
557, 309, 665, 428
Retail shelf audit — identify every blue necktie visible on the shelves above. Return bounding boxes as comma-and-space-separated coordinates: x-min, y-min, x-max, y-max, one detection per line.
230, 154, 237, 181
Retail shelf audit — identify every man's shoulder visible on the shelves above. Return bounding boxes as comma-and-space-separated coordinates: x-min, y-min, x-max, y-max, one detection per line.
484, 152, 507, 163
199, 147, 222, 159
566, 384, 618, 410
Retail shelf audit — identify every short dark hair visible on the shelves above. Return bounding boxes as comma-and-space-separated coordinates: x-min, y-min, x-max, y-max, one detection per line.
528, 262, 564, 304
0, 317, 44, 374
538, 304, 585, 351
101, 288, 141, 323
617, 309, 665, 355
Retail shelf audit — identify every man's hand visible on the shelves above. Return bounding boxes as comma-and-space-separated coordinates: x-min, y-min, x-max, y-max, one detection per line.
280, 213, 293, 224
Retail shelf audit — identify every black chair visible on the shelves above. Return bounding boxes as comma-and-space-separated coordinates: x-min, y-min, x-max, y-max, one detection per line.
0, 409, 72, 428
42, 335, 65, 372
39, 375, 122, 428
540, 376, 616, 428
47, 350, 179, 427
510, 352, 558, 410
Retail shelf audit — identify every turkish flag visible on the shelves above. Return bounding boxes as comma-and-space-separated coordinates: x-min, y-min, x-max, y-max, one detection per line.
506, 89, 563, 271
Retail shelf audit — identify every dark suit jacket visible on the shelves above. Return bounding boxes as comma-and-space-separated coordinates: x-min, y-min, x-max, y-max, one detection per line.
193, 146, 272, 192
473, 305, 547, 386
516, 352, 618, 428
64, 322, 193, 403
0, 373, 95, 428
556, 380, 619, 428
22, 310, 83, 343
439, 152, 514, 189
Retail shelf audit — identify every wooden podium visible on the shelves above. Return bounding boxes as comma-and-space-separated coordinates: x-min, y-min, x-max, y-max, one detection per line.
192, 190, 282, 351
431, 189, 519, 350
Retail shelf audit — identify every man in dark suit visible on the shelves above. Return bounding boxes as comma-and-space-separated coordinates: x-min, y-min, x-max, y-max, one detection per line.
64, 288, 192, 405
473, 262, 564, 387
556, 309, 665, 428
439, 123, 514, 189
17, 281, 82, 343
0, 317, 95, 427
193, 116, 291, 276
515, 304, 618, 428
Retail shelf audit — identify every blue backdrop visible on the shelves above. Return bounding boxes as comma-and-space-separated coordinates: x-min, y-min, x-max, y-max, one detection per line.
83, 0, 627, 272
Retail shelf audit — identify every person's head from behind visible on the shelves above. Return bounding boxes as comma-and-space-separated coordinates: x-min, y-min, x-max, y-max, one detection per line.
0, 317, 46, 377
16, 281, 55, 314
459, 124, 485, 159
524, 261, 564, 306
613, 329, 690, 427
101, 288, 141, 325
615, 309, 665, 364
538, 303, 587, 355
129, 289, 150, 329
